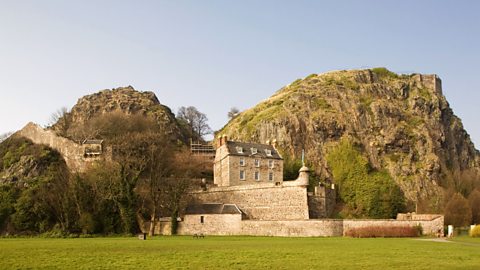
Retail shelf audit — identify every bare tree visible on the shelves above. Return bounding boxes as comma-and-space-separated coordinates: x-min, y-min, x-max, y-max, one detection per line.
49, 107, 71, 137
228, 107, 240, 119
162, 150, 204, 234
137, 138, 175, 236
444, 192, 472, 227
176, 106, 212, 140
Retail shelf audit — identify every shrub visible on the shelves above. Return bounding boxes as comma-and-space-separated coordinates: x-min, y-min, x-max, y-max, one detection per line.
371, 67, 399, 79
470, 225, 480, 237
468, 189, 480, 224
444, 193, 472, 227
345, 226, 421, 238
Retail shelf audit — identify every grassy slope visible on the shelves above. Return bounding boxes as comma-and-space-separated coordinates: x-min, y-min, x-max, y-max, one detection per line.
0, 237, 479, 269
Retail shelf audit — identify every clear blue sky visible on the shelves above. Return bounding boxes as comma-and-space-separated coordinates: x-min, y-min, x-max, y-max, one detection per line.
1, 0, 479, 147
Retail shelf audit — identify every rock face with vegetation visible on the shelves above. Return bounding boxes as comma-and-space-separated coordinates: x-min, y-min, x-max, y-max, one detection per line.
52, 86, 187, 143
219, 68, 480, 216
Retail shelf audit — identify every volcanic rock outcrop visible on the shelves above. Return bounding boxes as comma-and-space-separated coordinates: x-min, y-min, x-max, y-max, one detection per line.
218, 68, 480, 203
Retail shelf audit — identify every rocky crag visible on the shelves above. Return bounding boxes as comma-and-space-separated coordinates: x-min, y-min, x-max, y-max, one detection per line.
52, 86, 187, 143
218, 68, 480, 206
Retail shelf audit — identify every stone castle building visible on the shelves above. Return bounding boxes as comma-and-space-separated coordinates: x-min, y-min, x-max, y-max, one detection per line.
14, 123, 444, 237
150, 137, 443, 237
189, 136, 334, 221
213, 137, 284, 186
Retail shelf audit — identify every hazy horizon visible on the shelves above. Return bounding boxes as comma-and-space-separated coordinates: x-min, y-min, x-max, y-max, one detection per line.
1, 0, 479, 148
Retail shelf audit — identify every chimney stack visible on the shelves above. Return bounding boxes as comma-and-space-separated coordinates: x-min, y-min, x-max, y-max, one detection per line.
217, 135, 229, 147
217, 135, 223, 147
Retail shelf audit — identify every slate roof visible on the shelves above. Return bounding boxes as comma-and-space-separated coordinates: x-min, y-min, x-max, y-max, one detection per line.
224, 141, 283, 160
185, 203, 242, 215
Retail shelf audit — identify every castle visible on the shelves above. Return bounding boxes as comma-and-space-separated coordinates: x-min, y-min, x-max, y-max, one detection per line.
154, 136, 443, 237
15, 123, 444, 237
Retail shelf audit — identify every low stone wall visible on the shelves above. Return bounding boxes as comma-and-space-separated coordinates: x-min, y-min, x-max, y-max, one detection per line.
240, 220, 343, 237
145, 215, 443, 237
190, 183, 309, 220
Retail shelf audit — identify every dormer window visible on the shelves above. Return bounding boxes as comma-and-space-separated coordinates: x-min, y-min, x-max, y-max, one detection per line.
236, 146, 243, 154
265, 149, 272, 156
251, 148, 258, 154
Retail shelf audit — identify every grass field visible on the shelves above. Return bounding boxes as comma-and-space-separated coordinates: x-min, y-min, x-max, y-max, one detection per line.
0, 236, 479, 269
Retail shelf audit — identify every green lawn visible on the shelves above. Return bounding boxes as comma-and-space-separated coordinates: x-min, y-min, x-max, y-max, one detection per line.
0, 236, 479, 269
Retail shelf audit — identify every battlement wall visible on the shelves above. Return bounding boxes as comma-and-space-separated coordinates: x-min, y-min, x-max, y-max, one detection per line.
15, 122, 99, 172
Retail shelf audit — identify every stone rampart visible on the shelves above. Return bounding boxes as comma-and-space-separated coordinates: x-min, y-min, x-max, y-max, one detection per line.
190, 182, 309, 220
15, 122, 99, 172
239, 220, 343, 237
145, 215, 443, 237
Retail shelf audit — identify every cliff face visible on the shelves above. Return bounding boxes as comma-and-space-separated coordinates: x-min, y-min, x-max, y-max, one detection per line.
52, 86, 187, 142
219, 68, 480, 202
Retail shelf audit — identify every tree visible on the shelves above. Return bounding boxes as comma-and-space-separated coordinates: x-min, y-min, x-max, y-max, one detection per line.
81, 161, 124, 234
0, 185, 19, 230
227, 107, 240, 119
468, 189, 480, 224
444, 192, 472, 227
162, 150, 203, 234
49, 107, 71, 137
136, 136, 175, 236
38, 163, 77, 232
176, 106, 212, 140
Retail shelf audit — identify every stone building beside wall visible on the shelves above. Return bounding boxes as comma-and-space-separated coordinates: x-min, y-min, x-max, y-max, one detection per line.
214, 137, 283, 187
145, 137, 444, 237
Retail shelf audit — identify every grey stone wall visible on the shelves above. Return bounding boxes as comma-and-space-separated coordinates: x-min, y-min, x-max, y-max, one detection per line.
308, 195, 326, 218
15, 122, 100, 172
240, 220, 344, 237
145, 215, 443, 237
191, 183, 310, 220
308, 183, 336, 218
